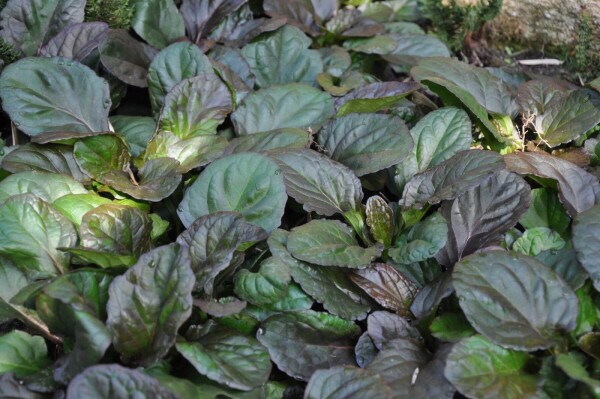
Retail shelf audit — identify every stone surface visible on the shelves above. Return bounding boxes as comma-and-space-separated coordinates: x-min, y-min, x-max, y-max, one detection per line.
490, 0, 600, 53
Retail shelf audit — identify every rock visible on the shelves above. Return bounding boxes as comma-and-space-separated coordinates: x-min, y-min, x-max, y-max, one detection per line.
489, 0, 600, 53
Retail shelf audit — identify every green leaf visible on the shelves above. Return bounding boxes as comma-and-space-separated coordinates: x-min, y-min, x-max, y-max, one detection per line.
381, 34, 450, 66
110, 116, 156, 158
445, 335, 543, 399
178, 152, 286, 232
437, 170, 531, 266
0, 0, 85, 56
304, 367, 392, 399
234, 257, 291, 306
66, 364, 178, 399
401, 149, 505, 209
519, 188, 570, 234
394, 107, 472, 192
1, 143, 88, 183
535, 89, 600, 147
241, 25, 322, 88
505, 151, 600, 218
350, 263, 419, 317
573, 205, 600, 292
0, 261, 28, 323
269, 229, 373, 320
98, 29, 158, 88
287, 220, 382, 268
35, 273, 113, 383
512, 227, 566, 256
319, 113, 413, 176
176, 327, 272, 391
0, 193, 77, 278
177, 212, 267, 296
106, 244, 195, 365
39, 21, 108, 60
535, 247, 588, 290
231, 83, 333, 135
555, 352, 600, 395
223, 128, 311, 156
430, 312, 475, 342
144, 131, 227, 173
0, 57, 110, 137
390, 212, 448, 264
0, 331, 50, 377
52, 193, 113, 226
335, 82, 420, 117
158, 73, 233, 138
147, 42, 214, 114
365, 195, 394, 247
257, 310, 360, 381
73, 134, 130, 180
78, 204, 153, 257
62, 247, 137, 269
453, 251, 578, 350
411, 57, 519, 145
0, 170, 87, 204
132, 0, 185, 49
271, 149, 363, 216
245, 283, 313, 321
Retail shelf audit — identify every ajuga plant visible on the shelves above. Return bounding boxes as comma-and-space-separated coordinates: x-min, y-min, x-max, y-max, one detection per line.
421, 0, 503, 51
0, 0, 597, 398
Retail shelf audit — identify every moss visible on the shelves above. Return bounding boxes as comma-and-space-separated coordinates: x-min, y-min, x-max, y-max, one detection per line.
421, 0, 503, 51
573, 11, 600, 78
85, 0, 135, 30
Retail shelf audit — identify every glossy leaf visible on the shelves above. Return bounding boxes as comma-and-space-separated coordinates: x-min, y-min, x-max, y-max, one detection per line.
106, 244, 195, 365
257, 310, 360, 381
268, 229, 374, 321
242, 25, 322, 88
231, 83, 334, 135
0, 193, 76, 278
350, 263, 419, 317
390, 212, 448, 264
505, 151, 600, 217
453, 251, 578, 350
178, 152, 286, 232
66, 364, 178, 399
512, 227, 565, 256
271, 149, 363, 216
1, 143, 88, 183
39, 22, 108, 60
176, 327, 271, 391
319, 113, 413, 176
394, 107, 472, 192
131, 0, 185, 49
401, 150, 505, 209
445, 335, 543, 399
234, 257, 290, 306
519, 188, 570, 234
573, 205, 600, 292
304, 367, 392, 399
287, 219, 381, 268
365, 196, 394, 247
177, 212, 267, 296
223, 128, 310, 156
99, 30, 158, 88
0, 331, 50, 377
158, 73, 232, 138
0, 57, 111, 136
180, 0, 247, 42
147, 42, 214, 114
0, 0, 86, 56
79, 204, 153, 257
110, 116, 156, 158
437, 170, 531, 266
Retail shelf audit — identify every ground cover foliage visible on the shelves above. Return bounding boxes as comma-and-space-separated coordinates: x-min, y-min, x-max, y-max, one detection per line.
0, 0, 598, 398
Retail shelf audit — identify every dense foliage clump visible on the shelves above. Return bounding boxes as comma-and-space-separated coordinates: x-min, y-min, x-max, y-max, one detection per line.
0, 0, 597, 398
